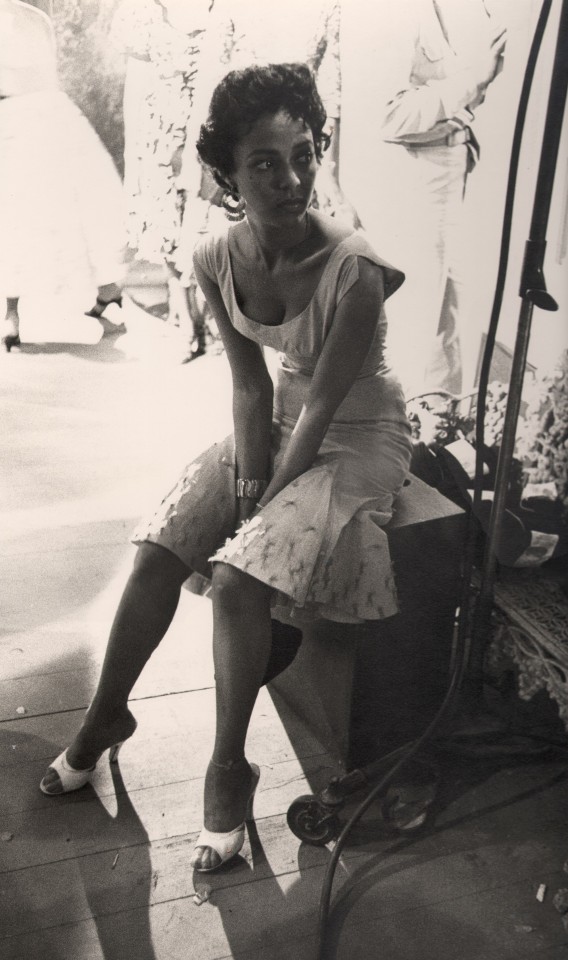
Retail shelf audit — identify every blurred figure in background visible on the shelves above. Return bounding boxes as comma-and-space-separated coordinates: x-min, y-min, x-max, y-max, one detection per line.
311, 0, 507, 397
109, 0, 235, 361
0, 0, 125, 351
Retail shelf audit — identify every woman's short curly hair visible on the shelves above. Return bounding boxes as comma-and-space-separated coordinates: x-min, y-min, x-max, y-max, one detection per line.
196, 62, 329, 190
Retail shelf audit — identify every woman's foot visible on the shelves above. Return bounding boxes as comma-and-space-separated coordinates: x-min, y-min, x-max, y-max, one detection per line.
2, 313, 21, 352
40, 709, 137, 794
66, 709, 137, 768
85, 284, 126, 335
191, 758, 259, 872
181, 341, 206, 364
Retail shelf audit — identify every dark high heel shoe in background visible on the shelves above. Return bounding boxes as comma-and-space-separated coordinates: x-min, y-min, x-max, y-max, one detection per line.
2, 317, 21, 352
2, 331, 21, 353
181, 343, 206, 364
85, 295, 127, 336
85, 294, 123, 319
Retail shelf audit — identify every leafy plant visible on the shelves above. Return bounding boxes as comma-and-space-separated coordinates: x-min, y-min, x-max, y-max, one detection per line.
516, 350, 568, 516
406, 391, 475, 446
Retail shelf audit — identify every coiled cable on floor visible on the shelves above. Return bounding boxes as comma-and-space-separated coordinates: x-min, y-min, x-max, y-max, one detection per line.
316, 622, 471, 960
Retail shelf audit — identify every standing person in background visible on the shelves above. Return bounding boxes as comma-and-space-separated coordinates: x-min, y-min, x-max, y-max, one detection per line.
311, 0, 507, 397
109, 0, 232, 362
0, 0, 125, 351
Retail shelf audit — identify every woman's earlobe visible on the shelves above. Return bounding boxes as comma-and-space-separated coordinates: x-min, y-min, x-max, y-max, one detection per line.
221, 190, 246, 222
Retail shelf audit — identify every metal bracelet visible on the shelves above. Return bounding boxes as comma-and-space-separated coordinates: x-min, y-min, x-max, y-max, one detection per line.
236, 478, 267, 499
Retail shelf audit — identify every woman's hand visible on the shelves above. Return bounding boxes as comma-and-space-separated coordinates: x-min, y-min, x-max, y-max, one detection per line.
235, 497, 261, 531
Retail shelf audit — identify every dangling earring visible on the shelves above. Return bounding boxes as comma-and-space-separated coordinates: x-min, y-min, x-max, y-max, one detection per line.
221, 190, 246, 222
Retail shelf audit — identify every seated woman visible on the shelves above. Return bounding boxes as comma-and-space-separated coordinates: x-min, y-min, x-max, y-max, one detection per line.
39, 62, 413, 873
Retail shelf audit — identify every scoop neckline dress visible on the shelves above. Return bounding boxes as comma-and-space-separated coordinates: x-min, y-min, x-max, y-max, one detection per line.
133, 225, 412, 625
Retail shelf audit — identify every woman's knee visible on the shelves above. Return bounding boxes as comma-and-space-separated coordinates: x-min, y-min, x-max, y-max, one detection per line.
212, 563, 268, 618
132, 541, 189, 587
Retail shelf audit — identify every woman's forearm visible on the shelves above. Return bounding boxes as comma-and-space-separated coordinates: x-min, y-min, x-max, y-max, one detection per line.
232, 383, 273, 484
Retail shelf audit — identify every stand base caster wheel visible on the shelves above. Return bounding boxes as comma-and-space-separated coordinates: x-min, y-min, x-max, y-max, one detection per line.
287, 794, 340, 846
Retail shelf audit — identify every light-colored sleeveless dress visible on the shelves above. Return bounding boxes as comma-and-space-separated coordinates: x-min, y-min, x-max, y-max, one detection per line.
133, 225, 413, 625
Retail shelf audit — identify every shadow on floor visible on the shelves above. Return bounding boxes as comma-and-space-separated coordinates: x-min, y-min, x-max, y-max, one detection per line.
323, 754, 568, 959
191, 819, 341, 960
77, 763, 157, 960
7, 337, 131, 364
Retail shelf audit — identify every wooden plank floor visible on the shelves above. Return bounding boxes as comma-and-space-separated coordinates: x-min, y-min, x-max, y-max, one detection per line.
1, 301, 567, 960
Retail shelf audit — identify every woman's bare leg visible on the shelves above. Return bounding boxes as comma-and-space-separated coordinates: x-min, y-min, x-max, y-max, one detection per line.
165, 261, 206, 360
42, 543, 190, 784
192, 564, 273, 871
2, 297, 20, 346
4, 296, 19, 323
184, 280, 207, 360
165, 261, 188, 328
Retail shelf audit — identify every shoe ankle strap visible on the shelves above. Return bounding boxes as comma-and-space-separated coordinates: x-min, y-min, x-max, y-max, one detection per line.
210, 756, 246, 771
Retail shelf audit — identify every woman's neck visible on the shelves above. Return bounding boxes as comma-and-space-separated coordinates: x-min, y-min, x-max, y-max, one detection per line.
245, 213, 312, 269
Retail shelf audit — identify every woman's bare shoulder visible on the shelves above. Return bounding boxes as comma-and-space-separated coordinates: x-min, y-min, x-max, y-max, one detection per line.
309, 209, 354, 249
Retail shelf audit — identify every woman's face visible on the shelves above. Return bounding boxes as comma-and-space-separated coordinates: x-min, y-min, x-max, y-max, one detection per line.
230, 109, 318, 229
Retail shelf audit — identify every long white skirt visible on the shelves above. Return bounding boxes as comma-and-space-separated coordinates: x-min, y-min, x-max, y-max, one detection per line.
0, 90, 124, 300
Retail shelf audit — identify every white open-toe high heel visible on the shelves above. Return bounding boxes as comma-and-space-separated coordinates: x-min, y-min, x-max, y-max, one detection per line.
191, 761, 260, 873
39, 728, 135, 796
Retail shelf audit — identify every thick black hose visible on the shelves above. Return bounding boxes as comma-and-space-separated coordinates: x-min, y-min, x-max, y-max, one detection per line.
316, 625, 470, 960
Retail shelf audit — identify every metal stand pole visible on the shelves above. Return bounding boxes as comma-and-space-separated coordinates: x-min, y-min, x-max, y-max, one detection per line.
469, 0, 568, 696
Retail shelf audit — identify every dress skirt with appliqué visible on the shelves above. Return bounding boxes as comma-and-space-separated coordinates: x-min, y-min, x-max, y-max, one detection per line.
133, 363, 412, 625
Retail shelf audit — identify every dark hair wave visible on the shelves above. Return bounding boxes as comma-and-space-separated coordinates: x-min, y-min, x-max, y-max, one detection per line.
196, 62, 329, 190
